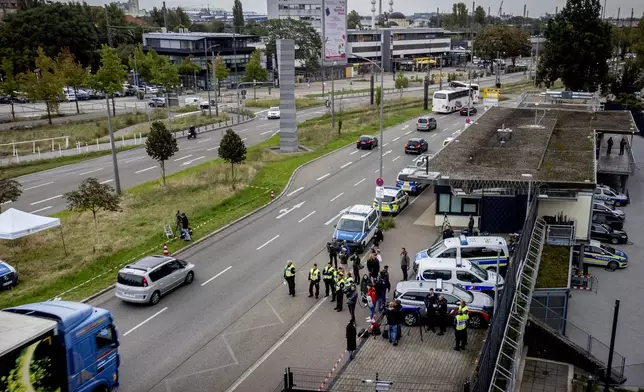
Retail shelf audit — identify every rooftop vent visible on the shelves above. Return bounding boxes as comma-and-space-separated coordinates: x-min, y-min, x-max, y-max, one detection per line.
497, 126, 513, 143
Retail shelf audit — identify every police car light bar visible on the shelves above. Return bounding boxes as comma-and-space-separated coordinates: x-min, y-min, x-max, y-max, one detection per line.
459, 234, 468, 246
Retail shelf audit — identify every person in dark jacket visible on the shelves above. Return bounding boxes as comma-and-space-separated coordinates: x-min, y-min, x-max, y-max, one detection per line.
375, 275, 388, 312
468, 215, 474, 234
346, 320, 357, 360
351, 254, 362, 285
620, 137, 627, 156
367, 251, 380, 279
373, 228, 384, 247
400, 248, 410, 281
181, 213, 191, 241
384, 302, 400, 346
347, 287, 359, 322
436, 295, 448, 335
424, 288, 438, 333
381, 267, 391, 295
327, 241, 339, 269
607, 137, 614, 156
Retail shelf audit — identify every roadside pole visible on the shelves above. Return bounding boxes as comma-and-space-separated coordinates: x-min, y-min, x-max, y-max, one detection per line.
105, 95, 121, 194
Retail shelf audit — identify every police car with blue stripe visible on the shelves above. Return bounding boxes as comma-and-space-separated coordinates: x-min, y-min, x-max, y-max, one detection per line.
395, 154, 433, 195
417, 234, 510, 270
573, 240, 628, 271
416, 257, 504, 294
332, 204, 380, 253
595, 185, 629, 207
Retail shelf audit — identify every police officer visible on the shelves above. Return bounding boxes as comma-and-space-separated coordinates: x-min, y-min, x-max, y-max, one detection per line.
284, 260, 296, 297
322, 262, 335, 298
308, 263, 320, 299
327, 241, 339, 269
334, 271, 346, 312
345, 272, 355, 290
454, 309, 469, 351
458, 300, 469, 315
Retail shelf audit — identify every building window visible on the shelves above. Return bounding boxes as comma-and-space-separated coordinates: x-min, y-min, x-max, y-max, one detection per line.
437, 193, 479, 215
439, 194, 451, 212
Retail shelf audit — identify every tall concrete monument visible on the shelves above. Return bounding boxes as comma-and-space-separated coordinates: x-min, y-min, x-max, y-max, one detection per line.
277, 39, 299, 152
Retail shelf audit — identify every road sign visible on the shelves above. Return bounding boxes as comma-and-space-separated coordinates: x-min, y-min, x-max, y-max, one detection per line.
375, 186, 385, 199
375, 177, 384, 187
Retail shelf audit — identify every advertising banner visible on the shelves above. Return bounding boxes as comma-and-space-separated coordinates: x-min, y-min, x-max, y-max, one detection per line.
322, 0, 347, 65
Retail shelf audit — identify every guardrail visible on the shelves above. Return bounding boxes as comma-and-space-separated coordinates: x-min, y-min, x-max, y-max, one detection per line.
0, 136, 69, 156
546, 224, 576, 246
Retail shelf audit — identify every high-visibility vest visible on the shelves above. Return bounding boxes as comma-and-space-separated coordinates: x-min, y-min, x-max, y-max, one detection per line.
455, 314, 469, 331
336, 278, 345, 291
323, 266, 334, 280
285, 265, 295, 278
345, 276, 354, 286
458, 304, 469, 314
309, 268, 320, 281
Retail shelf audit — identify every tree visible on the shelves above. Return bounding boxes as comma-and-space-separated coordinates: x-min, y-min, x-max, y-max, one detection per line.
0, 170, 22, 213
450, 3, 469, 28
56, 49, 88, 115
145, 121, 179, 185
474, 26, 531, 65
18, 48, 64, 125
177, 56, 201, 87
213, 54, 230, 82
242, 49, 268, 84
218, 128, 247, 189
232, 0, 245, 29
395, 73, 409, 98
209, 20, 225, 33
89, 4, 134, 48
266, 18, 322, 72
128, 44, 163, 86
147, 6, 191, 31
0, 59, 21, 121
64, 177, 121, 252
536, 0, 612, 91
91, 45, 128, 117
474, 6, 486, 26
244, 20, 267, 36
152, 57, 180, 92
375, 86, 382, 107
348, 10, 361, 29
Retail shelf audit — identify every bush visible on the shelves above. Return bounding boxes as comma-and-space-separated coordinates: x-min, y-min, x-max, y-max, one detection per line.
378, 217, 396, 231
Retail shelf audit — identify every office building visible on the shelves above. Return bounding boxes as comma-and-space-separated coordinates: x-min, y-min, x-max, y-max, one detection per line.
266, 0, 323, 33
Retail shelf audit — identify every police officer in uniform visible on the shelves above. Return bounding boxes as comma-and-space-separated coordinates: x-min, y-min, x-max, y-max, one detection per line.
327, 241, 339, 269
334, 271, 346, 312
458, 300, 469, 315
454, 309, 469, 351
284, 260, 296, 297
322, 262, 335, 298
308, 263, 320, 299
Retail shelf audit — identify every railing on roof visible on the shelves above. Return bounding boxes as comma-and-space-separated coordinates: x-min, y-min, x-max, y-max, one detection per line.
546, 224, 576, 246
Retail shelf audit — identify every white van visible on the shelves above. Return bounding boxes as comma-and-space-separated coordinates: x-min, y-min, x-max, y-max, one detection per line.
184, 97, 200, 106
416, 257, 504, 293
416, 234, 509, 270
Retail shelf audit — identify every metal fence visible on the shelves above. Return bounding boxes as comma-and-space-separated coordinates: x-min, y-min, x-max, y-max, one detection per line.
545, 224, 576, 246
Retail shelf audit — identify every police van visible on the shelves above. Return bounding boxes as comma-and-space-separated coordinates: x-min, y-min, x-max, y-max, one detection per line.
415, 257, 504, 293
572, 240, 628, 271
332, 204, 380, 253
396, 155, 432, 195
416, 234, 510, 270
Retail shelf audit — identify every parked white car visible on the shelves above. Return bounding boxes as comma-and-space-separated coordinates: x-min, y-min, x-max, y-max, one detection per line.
267, 107, 280, 119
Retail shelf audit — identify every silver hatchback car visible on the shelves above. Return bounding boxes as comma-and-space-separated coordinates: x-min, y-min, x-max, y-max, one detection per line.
116, 256, 195, 305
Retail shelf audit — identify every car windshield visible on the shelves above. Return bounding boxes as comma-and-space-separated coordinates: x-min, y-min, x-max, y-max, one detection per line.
451, 286, 474, 303
118, 273, 145, 287
434, 93, 446, 99
470, 263, 489, 281
270, 107, 279, 111
603, 245, 616, 253
337, 218, 363, 232
408, 140, 421, 145
379, 195, 396, 202
428, 241, 447, 257
417, 118, 428, 123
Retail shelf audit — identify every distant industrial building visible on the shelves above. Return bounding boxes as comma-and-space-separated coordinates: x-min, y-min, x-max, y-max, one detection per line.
266, 0, 323, 33
184, 8, 267, 25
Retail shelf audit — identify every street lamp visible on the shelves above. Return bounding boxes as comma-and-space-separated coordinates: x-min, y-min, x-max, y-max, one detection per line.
331, 60, 337, 129
204, 40, 221, 116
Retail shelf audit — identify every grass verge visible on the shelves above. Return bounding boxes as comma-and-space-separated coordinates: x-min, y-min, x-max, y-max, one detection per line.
0, 98, 427, 308
245, 97, 322, 109
535, 245, 571, 289
112, 112, 229, 141
500, 79, 565, 94
305, 88, 372, 99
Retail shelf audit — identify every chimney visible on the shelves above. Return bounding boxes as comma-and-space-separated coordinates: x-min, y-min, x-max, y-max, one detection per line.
497, 126, 513, 143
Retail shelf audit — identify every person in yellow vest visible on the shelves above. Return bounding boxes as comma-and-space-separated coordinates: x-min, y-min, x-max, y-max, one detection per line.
454, 309, 469, 351
284, 260, 296, 297
322, 262, 336, 299
334, 271, 346, 312
458, 300, 469, 315
345, 272, 355, 290
308, 263, 321, 299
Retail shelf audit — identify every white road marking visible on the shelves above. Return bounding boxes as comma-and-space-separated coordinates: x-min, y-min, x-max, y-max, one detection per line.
392, 137, 400, 142
374, 169, 380, 173
24, 181, 54, 191
350, 150, 359, 155
197, 138, 212, 144
276, 201, 306, 219
1, 201, 12, 205
431, 134, 437, 138
286, 187, 304, 197
330, 192, 344, 202
392, 156, 401, 162
405, 130, 413, 135
135, 166, 156, 174
123, 307, 168, 337
453, 130, 461, 135
224, 297, 328, 392
182, 156, 205, 166
316, 173, 330, 181
453, 122, 460, 126
402, 124, 409, 130
124, 156, 145, 164
78, 168, 103, 176
241, 138, 247, 142
257, 123, 270, 128
440, 115, 447, 119
207, 146, 219, 151
174, 154, 193, 162
100, 179, 114, 184
260, 130, 273, 135
354, 178, 366, 186
270, 130, 280, 138
340, 162, 352, 169
383, 143, 389, 147
200, 266, 233, 287
324, 208, 350, 226
239, 129, 249, 133
298, 211, 316, 223
30, 195, 62, 205
31, 206, 52, 214
257, 234, 280, 250
383, 149, 392, 156
361, 152, 371, 158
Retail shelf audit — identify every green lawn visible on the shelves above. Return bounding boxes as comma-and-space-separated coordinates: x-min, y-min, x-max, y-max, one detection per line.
245, 97, 322, 109
112, 112, 229, 141
0, 98, 427, 308
305, 88, 373, 99
500, 79, 565, 94
535, 245, 571, 289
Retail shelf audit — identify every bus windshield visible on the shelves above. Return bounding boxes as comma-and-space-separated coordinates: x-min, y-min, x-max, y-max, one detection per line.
434, 93, 446, 99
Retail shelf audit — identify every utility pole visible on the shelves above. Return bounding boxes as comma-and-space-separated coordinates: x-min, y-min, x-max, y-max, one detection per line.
233, 26, 240, 123
106, 95, 121, 194
331, 63, 335, 129
204, 38, 212, 116
163, 1, 168, 30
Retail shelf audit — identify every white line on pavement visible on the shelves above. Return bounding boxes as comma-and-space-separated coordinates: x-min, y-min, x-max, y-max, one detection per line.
350, 150, 359, 155
241, 138, 247, 141
78, 168, 103, 176
257, 123, 270, 128
286, 187, 304, 197
174, 155, 193, 162
330, 192, 344, 202
316, 173, 330, 181
182, 156, 205, 166
207, 146, 220, 151
354, 178, 366, 186
270, 130, 280, 138
383, 149, 392, 156
260, 130, 273, 135
325, 208, 349, 226
374, 169, 380, 173
361, 152, 371, 158
197, 138, 212, 144
453, 122, 460, 126
440, 115, 447, 119
431, 134, 437, 138
382, 143, 389, 147
392, 156, 401, 162
239, 129, 249, 133
30, 195, 62, 205
298, 211, 316, 223
453, 130, 461, 135
392, 137, 400, 142
123, 307, 168, 337
24, 181, 54, 191
405, 130, 413, 135
124, 156, 145, 164
30, 206, 52, 214
340, 162, 352, 169
257, 234, 280, 250
402, 124, 409, 130
135, 166, 156, 174
100, 179, 114, 184
224, 297, 328, 392
200, 266, 233, 287
1, 201, 11, 205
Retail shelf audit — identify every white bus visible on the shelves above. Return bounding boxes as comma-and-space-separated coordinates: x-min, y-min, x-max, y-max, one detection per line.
449, 81, 479, 103
432, 88, 470, 114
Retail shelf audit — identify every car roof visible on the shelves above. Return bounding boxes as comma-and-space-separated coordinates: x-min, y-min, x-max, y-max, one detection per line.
416, 257, 473, 269
408, 137, 423, 142
382, 187, 401, 196
588, 240, 603, 248
395, 280, 457, 295
444, 235, 508, 248
126, 255, 174, 271
269, 107, 279, 110
360, 135, 375, 139
345, 204, 373, 216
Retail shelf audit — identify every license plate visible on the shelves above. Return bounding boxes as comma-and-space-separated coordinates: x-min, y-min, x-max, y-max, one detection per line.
2, 281, 12, 286
120, 292, 135, 297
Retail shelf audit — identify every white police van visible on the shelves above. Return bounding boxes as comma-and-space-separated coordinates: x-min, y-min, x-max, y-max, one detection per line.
416, 234, 510, 270
416, 257, 504, 294
332, 204, 380, 253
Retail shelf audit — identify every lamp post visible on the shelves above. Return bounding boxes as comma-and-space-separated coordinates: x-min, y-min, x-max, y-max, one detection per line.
204, 41, 221, 116
522, 173, 533, 220
331, 60, 337, 129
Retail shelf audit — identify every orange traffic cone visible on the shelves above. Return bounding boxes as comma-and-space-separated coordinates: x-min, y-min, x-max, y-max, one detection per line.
163, 242, 169, 256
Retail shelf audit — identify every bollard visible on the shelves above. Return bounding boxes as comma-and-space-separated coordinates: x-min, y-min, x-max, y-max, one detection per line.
33, 141, 35, 154
51, 139, 55, 151
37, 147, 41, 159
58, 144, 62, 157
139, 133, 142, 143
85, 143, 89, 153
96, 139, 99, 151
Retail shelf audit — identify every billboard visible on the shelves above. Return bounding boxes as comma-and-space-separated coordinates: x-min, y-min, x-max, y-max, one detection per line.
322, 0, 347, 65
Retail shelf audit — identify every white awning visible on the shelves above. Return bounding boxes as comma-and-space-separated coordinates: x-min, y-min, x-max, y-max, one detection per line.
0, 208, 61, 240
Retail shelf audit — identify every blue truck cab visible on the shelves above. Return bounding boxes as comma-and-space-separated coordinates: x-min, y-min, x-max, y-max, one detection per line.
1, 300, 120, 392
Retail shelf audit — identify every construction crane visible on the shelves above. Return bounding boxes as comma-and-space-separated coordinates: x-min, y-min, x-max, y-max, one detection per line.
497, 0, 503, 17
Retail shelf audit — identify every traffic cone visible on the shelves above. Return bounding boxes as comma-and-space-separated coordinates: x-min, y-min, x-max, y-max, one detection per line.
270, 190, 275, 200
163, 242, 169, 256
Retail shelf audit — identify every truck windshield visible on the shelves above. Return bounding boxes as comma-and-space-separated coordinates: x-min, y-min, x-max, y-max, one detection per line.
118, 273, 145, 287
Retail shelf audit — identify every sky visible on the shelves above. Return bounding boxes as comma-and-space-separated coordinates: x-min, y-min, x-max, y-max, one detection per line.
89, 0, 643, 20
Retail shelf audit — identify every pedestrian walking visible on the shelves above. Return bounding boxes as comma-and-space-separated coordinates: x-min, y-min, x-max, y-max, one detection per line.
327, 241, 339, 269
607, 137, 614, 156
367, 284, 376, 321
347, 287, 358, 322
375, 273, 387, 312
437, 295, 448, 335
367, 251, 379, 279
351, 254, 362, 285
284, 260, 296, 297
308, 263, 320, 299
424, 288, 438, 333
468, 215, 474, 234
175, 210, 182, 236
346, 320, 357, 361
454, 309, 469, 351
374, 228, 383, 247
620, 137, 627, 155
400, 247, 410, 281
334, 272, 346, 312
322, 262, 335, 298
381, 266, 391, 295
181, 213, 191, 241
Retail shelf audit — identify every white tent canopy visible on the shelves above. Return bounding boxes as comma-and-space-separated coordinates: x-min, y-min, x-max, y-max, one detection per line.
0, 208, 61, 240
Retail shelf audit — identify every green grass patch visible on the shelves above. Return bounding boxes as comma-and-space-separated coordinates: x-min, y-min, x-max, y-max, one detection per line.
535, 245, 571, 289
114, 113, 229, 142
378, 217, 396, 231
500, 79, 565, 94
245, 97, 323, 109
305, 88, 373, 99
0, 98, 427, 308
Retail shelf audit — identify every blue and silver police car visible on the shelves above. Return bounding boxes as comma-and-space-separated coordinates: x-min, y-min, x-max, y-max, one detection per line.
595, 185, 629, 207
573, 240, 628, 271
332, 204, 380, 253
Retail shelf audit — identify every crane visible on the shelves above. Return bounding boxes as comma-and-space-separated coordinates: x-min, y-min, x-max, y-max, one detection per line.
497, 0, 503, 17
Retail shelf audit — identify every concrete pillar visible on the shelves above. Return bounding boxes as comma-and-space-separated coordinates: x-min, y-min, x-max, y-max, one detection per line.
277, 39, 299, 152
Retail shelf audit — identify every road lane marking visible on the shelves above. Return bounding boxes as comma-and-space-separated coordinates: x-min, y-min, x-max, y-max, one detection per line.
197, 138, 212, 144
453, 122, 460, 126
440, 115, 447, 119
340, 162, 352, 169
31, 206, 52, 214
354, 178, 366, 186
123, 307, 168, 337
402, 124, 409, 130
260, 130, 273, 135
24, 181, 54, 191
392, 137, 400, 142
361, 152, 371, 158
241, 138, 247, 141
298, 211, 316, 223
1, 201, 12, 205
350, 150, 360, 155
124, 156, 145, 164
182, 156, 205, 165
239, 129, 249, 133
78, 168, 103, 176
135, 166, 156, 174
431, 134, 437, 138
100, 179, 114, 184
30, 195, 62, 205
257, 234, 280, 250
257, 123, 270, 128
383, 143, 389, 147
330, 192, 344, 202
392, 156, 401, 162
405, 130, 413, 135
286, 187, 304, 197
201, 266, 232, 287
325, 207, 350, 226
207, 146, 219, 151
383, 149, 392, 156
316, 173, 330, 181
374, 169, 380, 173
174, 154, 193, 162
